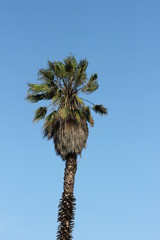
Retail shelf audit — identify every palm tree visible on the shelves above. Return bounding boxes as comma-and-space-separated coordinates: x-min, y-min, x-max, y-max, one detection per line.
26, 56, 107, 240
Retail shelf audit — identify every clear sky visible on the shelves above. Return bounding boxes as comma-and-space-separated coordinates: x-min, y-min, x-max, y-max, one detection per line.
0, 0, 160, 239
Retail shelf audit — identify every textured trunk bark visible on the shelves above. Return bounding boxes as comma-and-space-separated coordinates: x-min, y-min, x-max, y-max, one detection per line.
57, 154, 77, 240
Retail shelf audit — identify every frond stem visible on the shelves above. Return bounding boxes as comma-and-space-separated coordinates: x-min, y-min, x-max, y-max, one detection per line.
80, 97, 95, 106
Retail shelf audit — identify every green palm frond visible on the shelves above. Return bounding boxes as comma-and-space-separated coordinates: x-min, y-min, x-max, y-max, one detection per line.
38, 69, 54, 83
45, 111, 57, 122
43, 111, 58, 139
82, 74, 99, 94
58, 108, 71, 119
64, 56, 77, 75
74, 59, 88, 87
75, 95, 85, 107
27, 83, 49, 94
27, 81, 59, 102
26, 93, 44, 102
78, 59, 88, 72
49, 61, 66, 79
44, 87, 57, 100
92, 104, 108, 115
34, 107, 47, 122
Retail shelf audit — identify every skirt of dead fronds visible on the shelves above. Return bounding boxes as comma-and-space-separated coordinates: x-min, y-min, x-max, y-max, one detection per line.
53, 119, 88, 160
57, 192, 76, 240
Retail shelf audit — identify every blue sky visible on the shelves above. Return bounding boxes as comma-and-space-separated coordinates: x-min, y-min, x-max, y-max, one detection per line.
0, 0, 160, 239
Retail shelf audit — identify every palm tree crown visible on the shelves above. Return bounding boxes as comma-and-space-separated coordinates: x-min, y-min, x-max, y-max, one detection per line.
26, 56, 107, 159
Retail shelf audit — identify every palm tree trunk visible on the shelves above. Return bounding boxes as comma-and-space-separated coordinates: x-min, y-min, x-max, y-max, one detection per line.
57, 153, 77, 240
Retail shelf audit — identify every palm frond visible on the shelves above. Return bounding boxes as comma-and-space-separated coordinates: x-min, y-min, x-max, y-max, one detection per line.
64, 56, 77, 75
75, 95, 85, 107
82, 106, 94, 126
78, 59, 88, 72
74, 59, 88, 87
92, 104, 108, 115
58, 108, 71, 119
52, 95, 60, 108
38, 69, 54, 84
45, 111, 57, 122
49, 61, 66, 79
73, 109, 83, 123
82, 74, 99, 94
26, 93, 44, 103
43, 111, 57, 139
44, 86, 57, 100
34, 107, 47, 122
27, 83, 49, 94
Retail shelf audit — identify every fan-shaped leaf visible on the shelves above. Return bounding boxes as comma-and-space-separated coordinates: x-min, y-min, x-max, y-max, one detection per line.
82, 74, 99, 94
26, 94, 44, 103
92, 104, 108, 115
53, 62, 66, 78
45, 111, 57, 122
75, 95, 85, 106
64, 56, 77, 74
34, 107, 47, 122
27, 83, 49, 93
38, 69, 54, 83
43, 111, 58, 139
